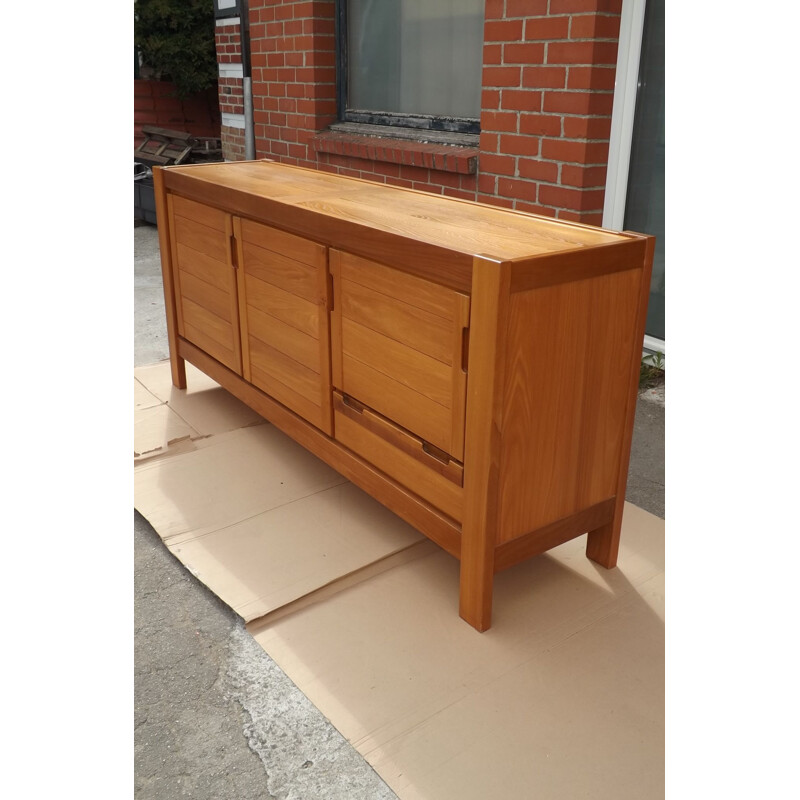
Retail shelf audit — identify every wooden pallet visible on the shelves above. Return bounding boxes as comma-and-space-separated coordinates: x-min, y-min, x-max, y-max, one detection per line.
134, 126, 194, 167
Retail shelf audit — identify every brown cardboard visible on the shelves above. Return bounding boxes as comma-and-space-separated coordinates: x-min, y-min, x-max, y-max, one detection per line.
248, 503, 664, 799
134, 363, 424, 620
134, 360, 663, 795
135, 360, 264, 438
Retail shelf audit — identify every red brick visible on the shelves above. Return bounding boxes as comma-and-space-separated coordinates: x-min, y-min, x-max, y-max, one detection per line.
481, 89, 501, 110
484, 0, 506, 20
412, 183, 445, 195
442, 187, 478, 201
400, 165, 432, 183
507, 0, 549, 16
292, 1, 316, 18
484, 19, 524, 42
522, 66, 567, 89
567, 66, 616, 91
479, 153, 516, 176
275, 3, 294, 21
481, 110, 519, 133
543, 90, 614, 115
570, 13, 621, 40
503, 42, 546, 64
547, 40, 618, 65
482, 66, 522, 87
524, 17, 570, 41
483, 44, 503, 65
498, 178, 538, 203
541, 137, 607, 164
500, 134, 541, 157
501, 89, 542, 112
518, 158, 560, 182
561, 164, 608, 187
267, 52, 285, 67
478, 173, 497, 194
550, 0, 622, 13
478, 194, 515, 209
563, 115, 612, 140
539, 183, 605, 211
519, 113, 562, 137
480, 132, 499, 153
383, 176, 415, 189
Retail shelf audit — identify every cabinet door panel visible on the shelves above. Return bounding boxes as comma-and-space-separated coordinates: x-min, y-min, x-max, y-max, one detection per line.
168, 195, 242, 375
237, 218, 332, 434
331, 250, 470, 461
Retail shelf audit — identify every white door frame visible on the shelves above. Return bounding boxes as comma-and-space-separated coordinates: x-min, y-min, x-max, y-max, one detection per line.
602, 0, 664, 356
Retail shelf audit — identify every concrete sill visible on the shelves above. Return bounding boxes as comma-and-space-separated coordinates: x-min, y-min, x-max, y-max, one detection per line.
311, 129, 479, 175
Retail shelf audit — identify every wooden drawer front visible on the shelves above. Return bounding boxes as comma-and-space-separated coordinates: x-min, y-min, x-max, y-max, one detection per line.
168, 195, 242, 375
333, 392, 463, 523
331, 250, 470, 461
237, 218, 332, 434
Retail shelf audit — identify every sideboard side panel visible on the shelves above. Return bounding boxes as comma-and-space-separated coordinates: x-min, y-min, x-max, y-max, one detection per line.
496, 263, 646, 544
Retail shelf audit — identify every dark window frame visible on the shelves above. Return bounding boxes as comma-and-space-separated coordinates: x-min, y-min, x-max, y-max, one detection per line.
334, 0, 481, 136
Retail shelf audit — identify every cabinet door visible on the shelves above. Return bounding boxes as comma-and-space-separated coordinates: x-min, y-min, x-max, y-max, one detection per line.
330, 250, 470, 461
236, 218, 333, 435
167, 195, 242, 375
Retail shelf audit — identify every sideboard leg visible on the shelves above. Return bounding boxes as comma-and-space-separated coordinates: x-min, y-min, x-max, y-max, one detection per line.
171, 355, 187, 390
459, 542, 495, 632
586, 512, 621, 569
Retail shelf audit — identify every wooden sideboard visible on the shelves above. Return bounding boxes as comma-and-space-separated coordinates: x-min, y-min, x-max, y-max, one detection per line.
153, 160, 653, 632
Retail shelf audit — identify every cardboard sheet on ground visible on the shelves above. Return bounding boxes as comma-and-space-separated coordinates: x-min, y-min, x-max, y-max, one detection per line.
134, 360, 664, 797
249, 503, 664, 800
133, 361, 425, 621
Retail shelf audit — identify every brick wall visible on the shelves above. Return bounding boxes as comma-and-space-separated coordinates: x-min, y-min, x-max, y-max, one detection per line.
216, 0, 622, 223
249, 0, 338, 164
479, 0, 620, 222
134, 79, 221, 147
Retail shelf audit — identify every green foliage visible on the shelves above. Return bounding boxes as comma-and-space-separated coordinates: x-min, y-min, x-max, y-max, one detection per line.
134, 0, 217, 98
639, 351, 665, 389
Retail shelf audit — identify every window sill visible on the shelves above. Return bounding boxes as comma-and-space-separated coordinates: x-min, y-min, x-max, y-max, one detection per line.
311, 126, 479, 175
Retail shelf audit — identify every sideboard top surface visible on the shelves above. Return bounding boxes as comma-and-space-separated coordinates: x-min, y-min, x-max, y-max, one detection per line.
161, 160, 629, 263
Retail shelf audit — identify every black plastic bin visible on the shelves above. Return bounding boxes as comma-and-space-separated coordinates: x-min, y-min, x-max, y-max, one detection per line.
134, 162, 157, 225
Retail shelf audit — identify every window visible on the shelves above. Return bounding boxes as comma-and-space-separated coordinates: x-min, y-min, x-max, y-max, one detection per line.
336, 0, 484, 135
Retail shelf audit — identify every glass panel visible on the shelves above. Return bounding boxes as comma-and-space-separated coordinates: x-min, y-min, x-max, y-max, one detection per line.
623, 0, 665, 341
348, 0, 484, 119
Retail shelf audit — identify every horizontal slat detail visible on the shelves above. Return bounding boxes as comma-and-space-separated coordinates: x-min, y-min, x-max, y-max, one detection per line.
240, 216, 326, 268
248, 305, 320, 374
340, 279, 454, 365
338, 250, 460, 321
175, 242, 230, 292
249, 336, 321, 409
182, 322, 236, 372
241, 241, 319, 303
342, 318, 452, 409
334, 410, 463, 522
181, 296, 234, 352
178, 270, 231, 323
171, 194, 228, 232
173, 215, 229, 263
341, 355, 452, 454
244, 274, 319, 338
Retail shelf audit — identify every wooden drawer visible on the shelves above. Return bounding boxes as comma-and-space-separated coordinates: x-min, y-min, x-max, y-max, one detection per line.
333, 391, 463, 522
167, 195, 242, 375
236, 218, 333, 434
330, 250, 470, 461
